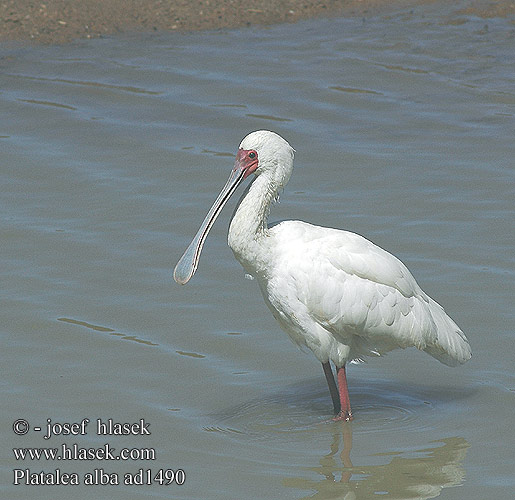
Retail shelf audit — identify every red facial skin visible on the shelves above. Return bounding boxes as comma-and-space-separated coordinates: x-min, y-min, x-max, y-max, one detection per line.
235, 149, 259, 179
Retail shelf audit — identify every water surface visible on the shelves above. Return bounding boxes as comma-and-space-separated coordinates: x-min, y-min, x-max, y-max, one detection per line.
1, 3, 514, 499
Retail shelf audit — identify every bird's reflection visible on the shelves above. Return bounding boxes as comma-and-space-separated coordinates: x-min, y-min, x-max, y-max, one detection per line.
317, 422, 353, 484
284, 422, 469, 499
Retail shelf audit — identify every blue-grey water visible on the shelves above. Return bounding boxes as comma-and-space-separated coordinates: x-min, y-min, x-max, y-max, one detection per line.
1, 2, 514, 499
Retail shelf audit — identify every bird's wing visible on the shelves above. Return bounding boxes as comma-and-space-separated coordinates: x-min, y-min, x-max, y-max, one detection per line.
270, 221, 441, 356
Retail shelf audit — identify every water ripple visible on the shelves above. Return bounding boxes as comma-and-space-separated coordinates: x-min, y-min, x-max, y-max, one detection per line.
203, 378, 455, 441
5, 73, 162, 95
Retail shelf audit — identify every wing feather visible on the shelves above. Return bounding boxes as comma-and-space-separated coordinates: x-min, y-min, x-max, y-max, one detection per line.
269, 221, 470, 364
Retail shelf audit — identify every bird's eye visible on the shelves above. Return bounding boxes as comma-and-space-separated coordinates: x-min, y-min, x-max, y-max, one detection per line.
248, 152, 256, 159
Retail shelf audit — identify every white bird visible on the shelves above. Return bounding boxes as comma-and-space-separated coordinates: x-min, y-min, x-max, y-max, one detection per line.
174, 130, 471, 421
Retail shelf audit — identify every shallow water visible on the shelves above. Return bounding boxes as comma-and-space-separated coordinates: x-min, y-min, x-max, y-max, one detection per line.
1, 2, 514, 499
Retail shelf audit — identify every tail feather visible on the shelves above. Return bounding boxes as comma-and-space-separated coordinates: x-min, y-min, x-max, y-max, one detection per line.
424, 298, 471, 367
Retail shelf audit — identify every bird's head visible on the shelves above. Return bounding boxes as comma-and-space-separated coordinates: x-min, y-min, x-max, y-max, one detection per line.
236, 130, 295, 188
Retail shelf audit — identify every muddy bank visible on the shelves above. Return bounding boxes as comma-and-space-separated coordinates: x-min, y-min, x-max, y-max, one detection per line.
0, 0, 513, 44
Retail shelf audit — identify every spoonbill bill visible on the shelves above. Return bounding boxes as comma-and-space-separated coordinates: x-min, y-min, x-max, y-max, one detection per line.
174, 130, 471, 421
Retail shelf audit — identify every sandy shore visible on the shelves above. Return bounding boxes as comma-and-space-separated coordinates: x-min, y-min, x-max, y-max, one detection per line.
1, 0, 513, 44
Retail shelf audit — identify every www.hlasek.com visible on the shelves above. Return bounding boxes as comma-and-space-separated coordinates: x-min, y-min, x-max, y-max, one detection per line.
11, 418, 185, 486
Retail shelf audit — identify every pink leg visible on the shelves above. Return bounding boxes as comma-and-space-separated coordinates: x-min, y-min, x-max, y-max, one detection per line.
334, 364, 353, 421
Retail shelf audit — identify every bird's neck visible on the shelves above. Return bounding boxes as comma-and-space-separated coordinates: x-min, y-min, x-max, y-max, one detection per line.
228, 173, 277, 276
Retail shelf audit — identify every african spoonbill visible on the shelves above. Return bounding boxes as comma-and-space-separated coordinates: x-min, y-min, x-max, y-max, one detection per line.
174, 130, 471, 421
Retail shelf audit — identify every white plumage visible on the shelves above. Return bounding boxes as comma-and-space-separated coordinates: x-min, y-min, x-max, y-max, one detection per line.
174, 130, 471, 420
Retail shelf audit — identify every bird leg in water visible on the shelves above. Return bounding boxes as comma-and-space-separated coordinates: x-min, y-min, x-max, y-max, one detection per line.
335, 364, 353, 421
322, 362, 341, 415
